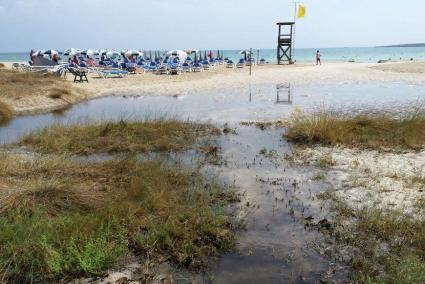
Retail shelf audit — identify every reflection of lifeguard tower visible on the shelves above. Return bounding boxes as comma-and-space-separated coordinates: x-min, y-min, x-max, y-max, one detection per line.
276, 22, 295, 64
276, 84, 292, 104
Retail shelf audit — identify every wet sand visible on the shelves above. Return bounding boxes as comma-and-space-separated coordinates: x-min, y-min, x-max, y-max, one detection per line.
2, 61, 425, 115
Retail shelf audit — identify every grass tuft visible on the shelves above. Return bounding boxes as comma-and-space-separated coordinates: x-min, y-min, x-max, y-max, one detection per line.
327, 199, 425, 282
0, 63, 5, 68
285, 109, 425, 150
0, 100, 13, 124
48, 87, 72, 99
0, 153, 237, 282
18, 120, 220, 155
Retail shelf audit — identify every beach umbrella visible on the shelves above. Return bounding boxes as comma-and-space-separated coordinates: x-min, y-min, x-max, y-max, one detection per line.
34, 50, 45, 56
189, 50, 199, 62
63, 48, 80, 56
204, 50, 207, 61
43, 49, 58, 56
97, 49, 107, 55
125, 50, 143, 58
240, 50, 251, 60
149, 50, 152, 60
86, 49, 99, 57
106, 50, 120, 58
165, 50, 188, 61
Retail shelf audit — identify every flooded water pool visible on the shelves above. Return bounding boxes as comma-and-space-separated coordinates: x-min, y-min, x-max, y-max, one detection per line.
205, 126, 348, 283
1, 82, 424, 282
1, 82, 425, 144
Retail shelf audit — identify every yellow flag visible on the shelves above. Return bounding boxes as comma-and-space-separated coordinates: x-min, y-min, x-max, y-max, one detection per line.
297, 4, 306, 18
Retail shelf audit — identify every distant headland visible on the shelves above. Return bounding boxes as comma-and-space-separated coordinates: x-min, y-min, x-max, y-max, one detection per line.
376, 43, 425, 48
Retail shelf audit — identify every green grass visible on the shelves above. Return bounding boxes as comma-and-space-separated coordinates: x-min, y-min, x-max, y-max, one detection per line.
0, 152, 237, 282
285, 110, 425, 150
18, 120, 220, 155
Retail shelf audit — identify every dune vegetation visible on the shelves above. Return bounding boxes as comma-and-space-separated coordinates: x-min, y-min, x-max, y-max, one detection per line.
0, 100, 13, 125
326, 198, 425, 283
0, 119, 237, 282
0, 68, 86, 114
286, 110, 425, 150
18, 119, 221, 155
0, 153, 236, 282
0, 69, 70, 98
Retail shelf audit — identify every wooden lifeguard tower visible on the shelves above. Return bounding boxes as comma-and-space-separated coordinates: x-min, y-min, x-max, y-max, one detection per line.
276, 22, 295, 64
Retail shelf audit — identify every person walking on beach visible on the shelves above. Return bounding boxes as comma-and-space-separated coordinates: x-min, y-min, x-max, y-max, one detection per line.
316, 50, 322, 65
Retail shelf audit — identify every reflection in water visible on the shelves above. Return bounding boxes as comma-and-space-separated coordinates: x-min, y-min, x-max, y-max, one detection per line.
206, 127, 348, 283
2, 82, 424, 144
276, 83, 293, 104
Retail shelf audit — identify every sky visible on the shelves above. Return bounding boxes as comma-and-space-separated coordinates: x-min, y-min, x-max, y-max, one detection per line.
0, 0, 424, 52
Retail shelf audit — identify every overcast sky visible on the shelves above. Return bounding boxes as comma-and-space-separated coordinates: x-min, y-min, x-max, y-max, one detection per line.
0, 0, 424, 52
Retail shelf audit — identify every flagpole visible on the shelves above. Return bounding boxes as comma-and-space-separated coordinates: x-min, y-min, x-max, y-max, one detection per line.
291, 1, 298, 61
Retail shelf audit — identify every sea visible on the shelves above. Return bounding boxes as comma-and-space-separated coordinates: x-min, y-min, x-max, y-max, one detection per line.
1, 47, 425, 63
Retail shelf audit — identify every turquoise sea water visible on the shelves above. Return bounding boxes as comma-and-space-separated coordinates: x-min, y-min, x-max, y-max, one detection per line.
1, 47, 425, 63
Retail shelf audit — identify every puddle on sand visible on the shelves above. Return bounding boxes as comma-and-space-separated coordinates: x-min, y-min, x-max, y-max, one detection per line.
202, 126, 348, 283
2, 82, 425, 144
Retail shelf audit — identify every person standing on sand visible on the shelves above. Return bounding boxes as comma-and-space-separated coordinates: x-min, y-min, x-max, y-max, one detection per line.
316, 50, 322, 65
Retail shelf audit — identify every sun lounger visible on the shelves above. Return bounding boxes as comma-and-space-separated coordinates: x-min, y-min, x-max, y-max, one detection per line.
226, 60, 234, 68
258, 58, 267, 66
156, 64, 169, 75
68, 67, 89, 82
182, 62, 191, 72
124, 63, 137, 74
168, 63, 181, 75
201, 60, 210, 70
95, 68, 129, 78
192, 62, 202, 72
145, 62, 158, 72
236, 59, 246, 68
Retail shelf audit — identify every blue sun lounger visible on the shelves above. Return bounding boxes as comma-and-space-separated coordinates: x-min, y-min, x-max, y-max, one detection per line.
236, 59, 246, 68
226, 60, 235, 68
145, 62, 158, 72
201, 60, 210, 70
192, 62, 202, 72
182, 62, 191, 72
96, 68, 129, 78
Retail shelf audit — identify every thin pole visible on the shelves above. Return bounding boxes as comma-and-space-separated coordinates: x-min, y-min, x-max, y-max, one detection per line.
292, 1, 298, 61
249, 48, 252, 76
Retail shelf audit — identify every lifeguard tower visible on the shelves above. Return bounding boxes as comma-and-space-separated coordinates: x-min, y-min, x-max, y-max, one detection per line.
276, 22, 295, 64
